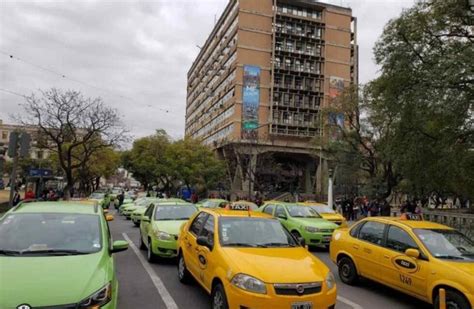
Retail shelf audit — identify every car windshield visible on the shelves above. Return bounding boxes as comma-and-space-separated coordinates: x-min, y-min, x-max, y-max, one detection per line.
308, 204, 335, 214
90, 193, 104, 199
154, 205, 198, 221
219, 217, 298, 247
0, 213, 102, 255
414, 229, 474, 261
287, 205, 321, 218
201, 200, 225, 208
136, 198, 154, 207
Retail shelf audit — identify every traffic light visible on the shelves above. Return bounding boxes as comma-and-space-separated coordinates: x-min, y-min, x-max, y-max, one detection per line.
19, 133, 31, 158
7, 131, 19, 158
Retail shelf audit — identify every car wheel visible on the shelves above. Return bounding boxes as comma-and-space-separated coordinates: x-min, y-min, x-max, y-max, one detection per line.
139, 232, 146, 250
338, 256, 359, 285
211, 283, 229, 309
434, 289, 470, 309
133, 219, 140, 227
147, 238, 157, 262
291, 230, 301, 239
177, 253, 192, 284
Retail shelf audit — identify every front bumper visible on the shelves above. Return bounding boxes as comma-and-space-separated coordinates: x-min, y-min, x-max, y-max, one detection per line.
303, 232, 334, 246
150, 237, 179, 258
226, 281, 337, 309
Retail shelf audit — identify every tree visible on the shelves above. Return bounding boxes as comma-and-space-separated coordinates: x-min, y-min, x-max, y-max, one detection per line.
166, 138, 225, 194
77, 147, 121, 194
123, 130, 171, 191
372, 0, 473, 200
18, 88, 127, 199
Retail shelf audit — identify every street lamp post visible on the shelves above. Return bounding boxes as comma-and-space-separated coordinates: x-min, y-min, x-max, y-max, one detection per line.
328, 168, 334, 209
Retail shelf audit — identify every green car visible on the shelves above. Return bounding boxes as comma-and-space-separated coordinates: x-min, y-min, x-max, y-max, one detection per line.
131, 198, 185, 226
0, 201, 128, 308
195, 198, 227, 208
89, 192, 106, 207
257, 202, 339, 248
139, 201, 198, 261
122, 198, 159, 220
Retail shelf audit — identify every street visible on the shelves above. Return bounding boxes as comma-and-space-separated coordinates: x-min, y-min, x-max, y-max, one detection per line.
109, 210, 430, 309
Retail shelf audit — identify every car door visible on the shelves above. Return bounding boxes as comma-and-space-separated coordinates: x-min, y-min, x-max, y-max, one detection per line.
262, 204, 275, 216
353, 221, 386, 280
182, 212, 209, 279
274, 205, 290, 229
140, 204, 154, 243
196, 214, 216, 290
379, 225, 429, 298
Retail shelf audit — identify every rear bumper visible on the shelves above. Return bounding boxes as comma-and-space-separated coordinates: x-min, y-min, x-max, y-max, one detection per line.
303, 233, 334, 246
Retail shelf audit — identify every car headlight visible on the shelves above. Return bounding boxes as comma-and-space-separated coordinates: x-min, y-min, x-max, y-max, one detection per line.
78, 282, 112, 308
156, 230, 172, 240
325, 272, 336, 290
304, 226, 320, 233
231, 273, 267, 294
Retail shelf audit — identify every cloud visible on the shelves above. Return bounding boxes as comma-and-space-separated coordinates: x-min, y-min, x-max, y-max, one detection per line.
0, 0, 414, 142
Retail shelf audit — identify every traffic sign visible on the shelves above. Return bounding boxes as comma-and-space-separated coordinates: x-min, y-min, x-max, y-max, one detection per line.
29, 168, 53, 177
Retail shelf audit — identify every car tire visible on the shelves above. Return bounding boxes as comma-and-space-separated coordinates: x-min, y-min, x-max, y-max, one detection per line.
338, 256, 359, 285
291, 230, 301, 239
434, 289, 470, 309
133, 220, 140, 227
177, 253, 192, 284
211, 283, 229, 309
147, 238, 157, 263
139, 232, 146, 250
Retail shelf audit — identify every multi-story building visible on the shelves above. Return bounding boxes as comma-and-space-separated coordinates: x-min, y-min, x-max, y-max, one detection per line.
185, 0, 357, 197
0, 119, 49, 161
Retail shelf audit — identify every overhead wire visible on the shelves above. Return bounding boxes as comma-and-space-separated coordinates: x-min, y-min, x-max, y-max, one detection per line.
0, 50, 171, 113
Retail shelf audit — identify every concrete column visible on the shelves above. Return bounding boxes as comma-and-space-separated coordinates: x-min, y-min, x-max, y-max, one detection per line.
305, 161, 312, 194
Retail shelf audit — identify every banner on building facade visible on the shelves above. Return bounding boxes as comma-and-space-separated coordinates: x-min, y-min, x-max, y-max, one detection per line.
329, 76, 345, 98
242, 65, 261, 139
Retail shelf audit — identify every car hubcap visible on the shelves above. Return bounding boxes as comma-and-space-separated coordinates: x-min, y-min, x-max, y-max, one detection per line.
213, 290, 223, 309
447, 300, 459, 309
341, 264, 351, 278
178, 257, 185, 278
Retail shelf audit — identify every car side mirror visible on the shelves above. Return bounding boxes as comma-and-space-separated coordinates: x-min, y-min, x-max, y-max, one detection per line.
405, 248, 420, 259
298, 237, 306, 247
277, 213, 287, 220
105, 215, 114, 221
111, 240, 128, 253
197, 236, 213, 250
142, 216, 150, 222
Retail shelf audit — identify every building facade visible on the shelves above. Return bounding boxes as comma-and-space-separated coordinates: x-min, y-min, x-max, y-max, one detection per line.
185, 0, 357, 198
0, 119, 49, 161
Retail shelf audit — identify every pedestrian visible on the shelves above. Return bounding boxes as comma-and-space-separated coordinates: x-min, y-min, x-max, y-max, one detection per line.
191, 192, 198, 204
118, 190, 125, 207
380, 198, 391, 216
25, 187, 35, 200
12, 187, 21, 206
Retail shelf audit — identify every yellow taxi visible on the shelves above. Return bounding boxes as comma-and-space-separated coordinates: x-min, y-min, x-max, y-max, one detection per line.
177, 208, 337, 309
299, 202, 348, 228
329, 214, 474, 309
224, 200, 259, 211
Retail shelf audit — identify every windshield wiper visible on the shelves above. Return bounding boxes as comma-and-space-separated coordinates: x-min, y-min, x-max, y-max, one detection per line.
434, 255, 465, 260
260, 242, 296, 247
0, 249, 22, 256
19, 249, 88, 256
224, 242, 267, 248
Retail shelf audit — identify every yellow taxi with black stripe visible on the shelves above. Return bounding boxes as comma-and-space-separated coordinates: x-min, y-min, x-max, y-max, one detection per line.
329, 214, 474, 309
177, 207, 337, 309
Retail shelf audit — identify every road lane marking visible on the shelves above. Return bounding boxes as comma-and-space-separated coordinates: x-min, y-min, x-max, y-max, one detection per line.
337, 296, 364, 309
122, 233, 178, 309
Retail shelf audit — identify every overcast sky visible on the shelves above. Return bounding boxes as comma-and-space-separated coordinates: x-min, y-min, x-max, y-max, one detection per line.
0, 0, 415, 141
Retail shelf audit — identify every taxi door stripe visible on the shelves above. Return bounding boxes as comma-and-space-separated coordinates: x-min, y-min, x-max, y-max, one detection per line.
337, 296, 364, 309
123, 233, 179, 309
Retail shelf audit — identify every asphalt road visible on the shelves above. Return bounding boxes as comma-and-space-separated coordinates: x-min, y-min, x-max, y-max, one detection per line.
108, 210, 431, 309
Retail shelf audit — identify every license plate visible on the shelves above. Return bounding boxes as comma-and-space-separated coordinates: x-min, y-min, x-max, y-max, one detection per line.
291, 302, 313, 309
323, 236, 332, 242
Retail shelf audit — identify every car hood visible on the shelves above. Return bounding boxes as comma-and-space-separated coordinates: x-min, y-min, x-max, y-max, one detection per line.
153, 220, 187, 235
444, 260, 474, 276
320, 213, 344, 221
0, 252, 109, 308
132, 208, 147, 215
291, 217, 339, 229
222, 247, 329, 283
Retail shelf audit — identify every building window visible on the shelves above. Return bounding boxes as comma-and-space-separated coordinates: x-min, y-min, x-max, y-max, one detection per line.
2, 131, 7, 140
